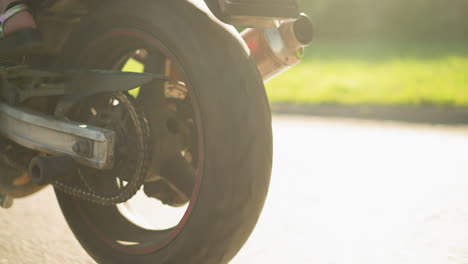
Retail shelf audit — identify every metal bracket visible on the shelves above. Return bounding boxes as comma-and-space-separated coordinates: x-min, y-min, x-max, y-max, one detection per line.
0, 65, 166, 105
0, 103, 115, 169
0, 193, 13, 208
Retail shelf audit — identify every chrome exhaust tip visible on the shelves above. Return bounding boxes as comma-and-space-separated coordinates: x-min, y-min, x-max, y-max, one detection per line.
242, 14, 314, 82
291, 14, 315, 47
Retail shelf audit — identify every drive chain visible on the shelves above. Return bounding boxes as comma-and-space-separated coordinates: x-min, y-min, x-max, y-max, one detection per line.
52, 92, 151, 206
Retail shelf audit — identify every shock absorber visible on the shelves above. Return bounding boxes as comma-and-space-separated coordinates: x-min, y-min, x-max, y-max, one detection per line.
241, 14, 314, 82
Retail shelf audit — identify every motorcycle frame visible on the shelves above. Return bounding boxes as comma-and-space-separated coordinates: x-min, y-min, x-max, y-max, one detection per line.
0, 0, 310, 168
24, 0, 301, 60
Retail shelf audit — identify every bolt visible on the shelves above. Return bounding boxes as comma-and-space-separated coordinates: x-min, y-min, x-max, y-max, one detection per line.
72, 142, 81, 153
73, 141, 90, 157
107, 155, 114, 165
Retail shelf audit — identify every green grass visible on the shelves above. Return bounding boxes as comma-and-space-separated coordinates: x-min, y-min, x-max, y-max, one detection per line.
266, 41, 468, 106
122, 58, 145, 98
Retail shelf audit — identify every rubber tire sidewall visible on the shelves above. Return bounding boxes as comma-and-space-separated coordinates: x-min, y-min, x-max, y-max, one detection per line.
55, 1, 272, 263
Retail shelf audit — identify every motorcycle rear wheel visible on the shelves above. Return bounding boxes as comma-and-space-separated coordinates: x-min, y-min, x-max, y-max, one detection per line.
54, 1, 272, 263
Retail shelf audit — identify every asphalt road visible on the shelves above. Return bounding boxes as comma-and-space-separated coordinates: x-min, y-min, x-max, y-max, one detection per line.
2, 116, 468, 264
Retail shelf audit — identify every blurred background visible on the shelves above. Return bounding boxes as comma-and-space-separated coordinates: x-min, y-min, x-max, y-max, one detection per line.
268, 0, 468, 107
2, 1, 468, 264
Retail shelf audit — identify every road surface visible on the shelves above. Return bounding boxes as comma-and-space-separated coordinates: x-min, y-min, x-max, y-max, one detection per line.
2, 116, 468, 264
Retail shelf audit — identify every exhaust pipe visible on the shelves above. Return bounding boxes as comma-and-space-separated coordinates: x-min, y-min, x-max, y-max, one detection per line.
242, 14, 314, 82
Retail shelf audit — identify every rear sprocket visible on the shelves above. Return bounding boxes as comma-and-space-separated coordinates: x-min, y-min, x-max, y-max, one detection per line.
53, 92, 151, 206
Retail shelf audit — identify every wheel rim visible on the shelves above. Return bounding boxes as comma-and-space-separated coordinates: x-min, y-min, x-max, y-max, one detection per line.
67, 29, 205, 254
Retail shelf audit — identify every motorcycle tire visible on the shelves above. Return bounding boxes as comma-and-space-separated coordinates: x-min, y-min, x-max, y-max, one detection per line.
54, 1, 273, 263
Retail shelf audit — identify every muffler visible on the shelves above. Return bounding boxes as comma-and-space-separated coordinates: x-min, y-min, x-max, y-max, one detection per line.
241, 14, 314, 82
